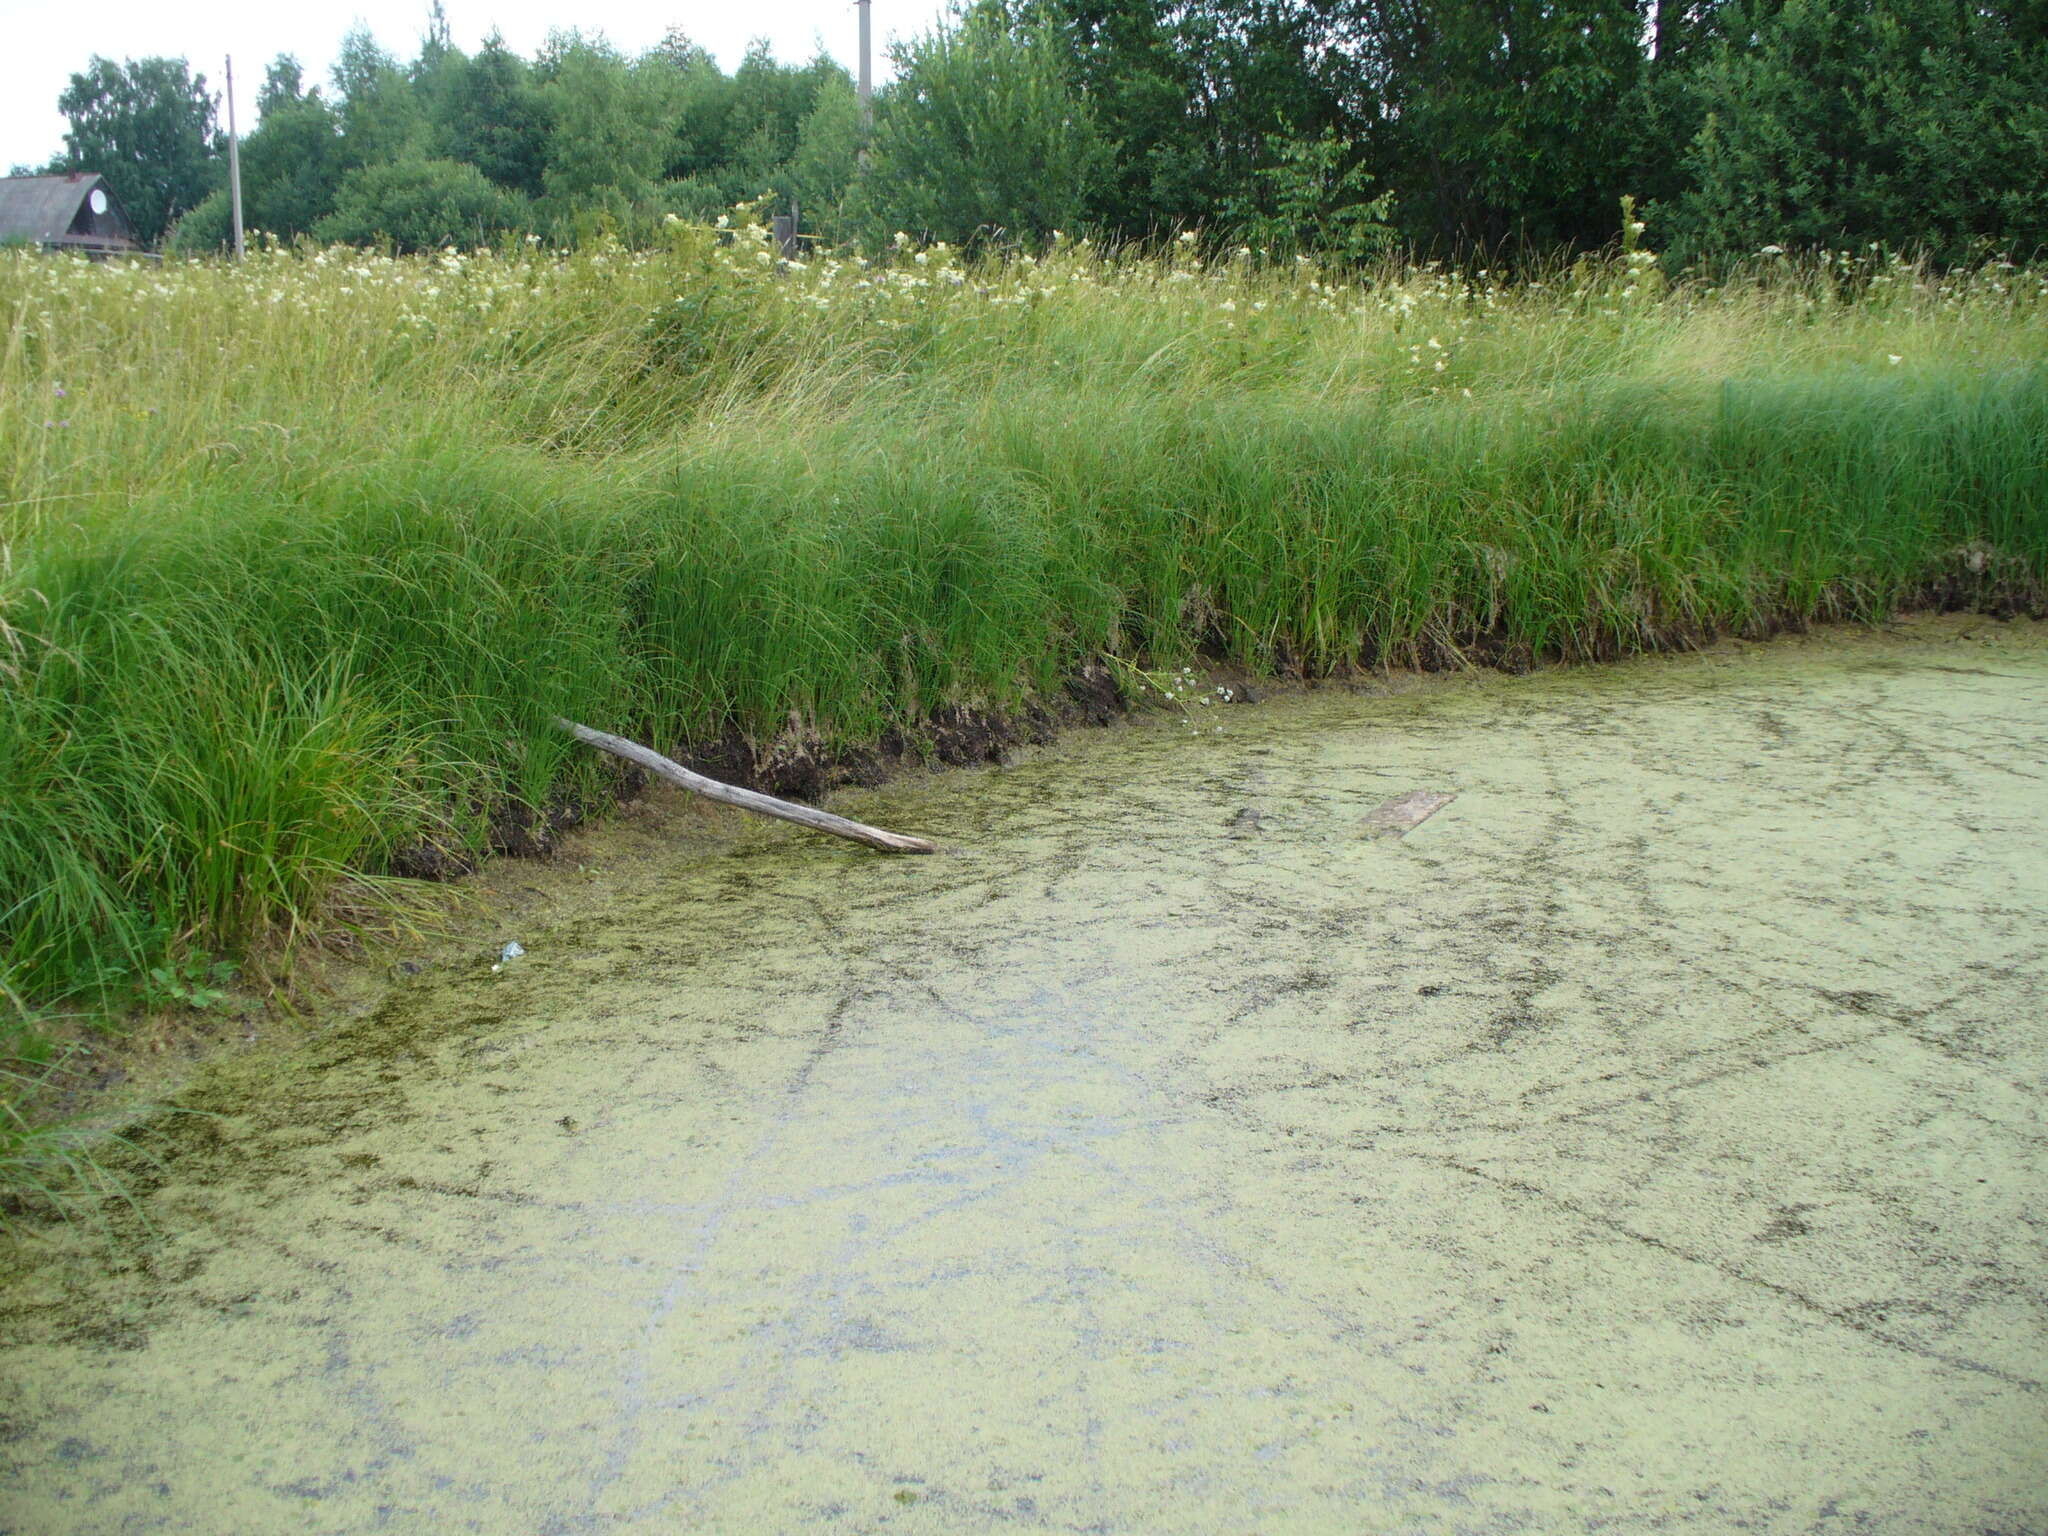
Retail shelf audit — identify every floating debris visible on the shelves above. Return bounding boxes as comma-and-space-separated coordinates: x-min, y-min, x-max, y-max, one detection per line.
1363, 790, 1457, 837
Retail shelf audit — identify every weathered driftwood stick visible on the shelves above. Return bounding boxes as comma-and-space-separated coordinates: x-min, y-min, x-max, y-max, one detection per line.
554, 718, 937, 854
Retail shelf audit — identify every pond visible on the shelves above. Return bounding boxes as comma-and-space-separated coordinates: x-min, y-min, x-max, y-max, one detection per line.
4, 618, 2044, 1534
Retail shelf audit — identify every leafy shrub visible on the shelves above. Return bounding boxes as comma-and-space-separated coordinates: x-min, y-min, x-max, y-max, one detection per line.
314, 158, 530, 251
851, 2, 1106, 248
168, 189, 235, 254
1223, 127, 1397, 263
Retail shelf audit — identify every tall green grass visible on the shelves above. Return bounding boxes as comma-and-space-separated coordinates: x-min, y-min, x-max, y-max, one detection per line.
1, 231, 2044, 1045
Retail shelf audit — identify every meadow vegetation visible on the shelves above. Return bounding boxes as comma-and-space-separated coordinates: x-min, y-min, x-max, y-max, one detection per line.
1, 223, 2045, 1184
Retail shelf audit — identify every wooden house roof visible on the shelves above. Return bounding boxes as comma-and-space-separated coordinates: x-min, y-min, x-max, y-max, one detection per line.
0, 173, 140, 252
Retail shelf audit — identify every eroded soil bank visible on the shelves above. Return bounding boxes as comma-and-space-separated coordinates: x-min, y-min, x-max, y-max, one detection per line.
3, 618, 2045, 1534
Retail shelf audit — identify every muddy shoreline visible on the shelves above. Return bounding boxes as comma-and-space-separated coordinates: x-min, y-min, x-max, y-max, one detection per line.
8, 611, 2043, 1215
408, 660, 1136, 874
401, 559, 2048, 874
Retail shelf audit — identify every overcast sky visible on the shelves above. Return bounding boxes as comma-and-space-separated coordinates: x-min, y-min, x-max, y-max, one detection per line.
4, 1, 951, 171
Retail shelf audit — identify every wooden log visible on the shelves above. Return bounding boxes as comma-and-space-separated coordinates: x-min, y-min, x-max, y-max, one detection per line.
554, 718, 937, 854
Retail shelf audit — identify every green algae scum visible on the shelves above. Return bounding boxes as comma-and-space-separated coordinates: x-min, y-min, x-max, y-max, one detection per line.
3, 619, 2045, 1533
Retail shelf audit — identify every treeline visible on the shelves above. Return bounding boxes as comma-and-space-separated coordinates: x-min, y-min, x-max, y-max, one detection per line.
28, 0, 2048, 266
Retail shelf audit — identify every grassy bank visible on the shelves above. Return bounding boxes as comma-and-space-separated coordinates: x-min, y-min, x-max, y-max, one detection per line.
2, 230, 2045, 1064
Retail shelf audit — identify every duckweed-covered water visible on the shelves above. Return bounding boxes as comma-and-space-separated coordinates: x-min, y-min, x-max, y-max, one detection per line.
4, 619, 2045, 1534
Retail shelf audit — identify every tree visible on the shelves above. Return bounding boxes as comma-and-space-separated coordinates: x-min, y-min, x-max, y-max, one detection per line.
1658, 0, 2048, 265
409, 16, 471, 167
718, 47, 847, 197
243, 95, 349, 239
1647, 0, 1748, 68
651, 41, 852, 211
258, 55, 307, 116
332, 27, 426, 168
660, 32, 737, 183
436, 36, 549, 199
54, 56, 220, 246
855, 3, 1108, 246
786, 76, 867, 232
1330, 0, 1649, 256
1026, 0, 1214, 237
535, 34, 679, 211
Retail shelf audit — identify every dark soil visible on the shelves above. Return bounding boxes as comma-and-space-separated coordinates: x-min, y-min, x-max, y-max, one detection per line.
386, 663, 1131, 882
391, 763, 650, 879
672, 679, 1092, 805
381, 562, 2048, 885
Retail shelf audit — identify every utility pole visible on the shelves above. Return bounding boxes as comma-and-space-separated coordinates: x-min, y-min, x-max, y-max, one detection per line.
856, 0, 873, 127
225, 55, 245, 260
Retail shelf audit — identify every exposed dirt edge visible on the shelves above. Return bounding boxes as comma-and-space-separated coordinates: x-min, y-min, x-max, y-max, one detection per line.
390, 662, 1129, 876
391, 563, 2048, 878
